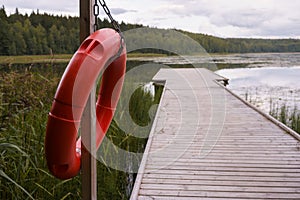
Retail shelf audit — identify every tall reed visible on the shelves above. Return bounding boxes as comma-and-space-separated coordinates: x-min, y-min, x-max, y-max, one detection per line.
270, 103, 300, 133
0, 62, 163, 199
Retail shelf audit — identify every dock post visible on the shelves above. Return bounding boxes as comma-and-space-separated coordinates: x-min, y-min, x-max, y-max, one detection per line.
80, 0, 97, 199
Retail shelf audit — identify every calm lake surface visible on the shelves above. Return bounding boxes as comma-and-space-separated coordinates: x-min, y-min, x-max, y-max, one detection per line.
216, 66, 300, 113
215, 53, 300, 115
134, 52, 300, 115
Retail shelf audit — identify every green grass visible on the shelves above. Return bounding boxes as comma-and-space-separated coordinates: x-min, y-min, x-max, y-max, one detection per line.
0, 70, 81, 199
0, 54, 72, 64
127, 52, 167, 58
269, 101, 300, 133
0, 61, 163, 199
0, 53, 167, 64
242, 91, 300, 134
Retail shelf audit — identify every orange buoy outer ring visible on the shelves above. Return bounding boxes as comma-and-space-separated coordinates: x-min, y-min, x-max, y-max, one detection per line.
45, 28, 126, 180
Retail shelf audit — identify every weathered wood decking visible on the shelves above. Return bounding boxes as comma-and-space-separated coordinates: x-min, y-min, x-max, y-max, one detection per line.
130, 68, 300, 200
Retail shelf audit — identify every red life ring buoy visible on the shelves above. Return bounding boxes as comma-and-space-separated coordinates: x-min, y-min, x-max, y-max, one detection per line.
45, 28, 126, 180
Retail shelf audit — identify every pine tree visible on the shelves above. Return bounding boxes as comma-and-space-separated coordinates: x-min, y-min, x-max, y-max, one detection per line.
0, 6, 10, 55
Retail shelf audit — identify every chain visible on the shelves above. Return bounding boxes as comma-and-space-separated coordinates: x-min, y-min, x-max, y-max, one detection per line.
98, 0, 122, 33
93, 0, 99, 32
93, 0, 124, 58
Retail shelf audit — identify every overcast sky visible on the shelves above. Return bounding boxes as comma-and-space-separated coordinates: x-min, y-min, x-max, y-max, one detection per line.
1, 0, 300, 38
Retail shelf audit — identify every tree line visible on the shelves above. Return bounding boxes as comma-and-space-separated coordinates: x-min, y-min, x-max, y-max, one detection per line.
183, 31, 300, 53
0, 6, 143, 56
0, 6, 299, 56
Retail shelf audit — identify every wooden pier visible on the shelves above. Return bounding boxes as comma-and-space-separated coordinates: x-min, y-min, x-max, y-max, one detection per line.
130, 68, 300, 199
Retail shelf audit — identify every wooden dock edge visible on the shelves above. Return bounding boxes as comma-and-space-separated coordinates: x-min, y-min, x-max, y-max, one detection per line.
130, 80, 167, 200
214, 80, 300, 141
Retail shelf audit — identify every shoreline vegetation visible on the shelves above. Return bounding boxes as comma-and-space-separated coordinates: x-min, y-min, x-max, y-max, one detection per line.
1, 52, 299, 65
0, 53, 168, 64
244, 91, 300, 134
271, 104, 300, 134
0, 54, 72, 64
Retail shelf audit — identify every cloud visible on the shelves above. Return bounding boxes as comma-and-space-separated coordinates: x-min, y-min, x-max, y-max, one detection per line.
1, 0, 78, 15
110, 8, 137, 15
210, 8, 271, 28
154, 0, 211, 17
1, 0, 299, 38
260, 17, 300, 38
153, 0, 300, 38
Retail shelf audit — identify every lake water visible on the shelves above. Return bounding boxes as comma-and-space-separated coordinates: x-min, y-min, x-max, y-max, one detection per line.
216, 66, 300, 114
133, 52, 300, 116
215, 53, 300, 115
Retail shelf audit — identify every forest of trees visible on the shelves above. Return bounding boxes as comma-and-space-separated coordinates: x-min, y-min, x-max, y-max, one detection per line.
184, 30, 300, 53
0, 6, 299, 56
0, 6, 143, 55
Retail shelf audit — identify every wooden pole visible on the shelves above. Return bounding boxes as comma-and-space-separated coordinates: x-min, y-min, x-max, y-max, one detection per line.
80, 0, 97, 199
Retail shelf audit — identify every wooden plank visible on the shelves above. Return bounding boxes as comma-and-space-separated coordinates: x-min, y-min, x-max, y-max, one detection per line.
140, 184, 300, 193
151, 137, 298, 142
149, 141, 299, 145
147, 158, 300, 165
144, 166, 300, 173
137, 196, 252, 200
142, 178, 300, 187
148, 154, 300, 160
148, 143, 299, 151
138, 196, 280, 200
145, 162, 300, 169
138, 189, 300, 199
143, 173, 300, 182
145, 149, 300, 154
143, 169, 300, 177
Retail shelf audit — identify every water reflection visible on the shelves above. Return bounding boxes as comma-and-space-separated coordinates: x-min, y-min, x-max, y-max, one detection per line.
216, 66, 300, 114
130, 52, 300, 69
217, 66, 300, 89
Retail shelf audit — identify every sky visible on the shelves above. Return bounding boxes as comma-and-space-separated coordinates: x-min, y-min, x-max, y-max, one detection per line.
1, 0, 300, 39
